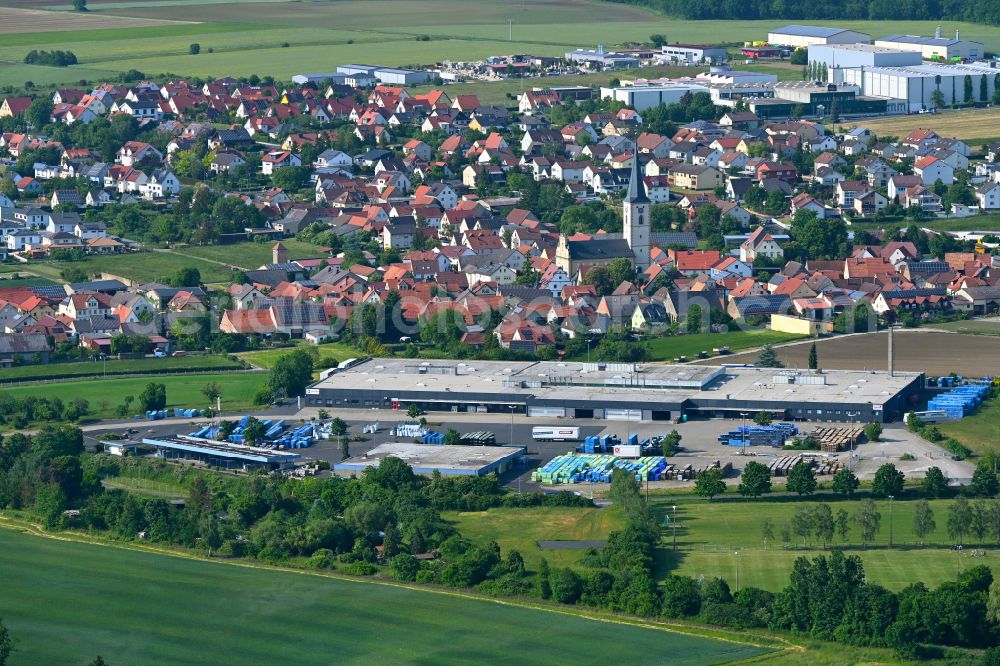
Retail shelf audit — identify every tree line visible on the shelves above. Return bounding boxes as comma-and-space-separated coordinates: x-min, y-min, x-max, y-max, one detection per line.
609, 0, 1000, 26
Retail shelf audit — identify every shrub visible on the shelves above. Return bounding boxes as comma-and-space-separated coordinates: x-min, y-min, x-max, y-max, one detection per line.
342, 561, 378, 576
24, 50, 78, 67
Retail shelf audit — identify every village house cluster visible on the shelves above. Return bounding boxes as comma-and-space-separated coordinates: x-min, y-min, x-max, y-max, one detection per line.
1, 38, 1000, 365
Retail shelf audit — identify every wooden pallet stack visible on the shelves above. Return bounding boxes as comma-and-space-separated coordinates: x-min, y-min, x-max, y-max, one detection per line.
810, 426, 864, 452
767, 455, 800, 477
766, 455, 843, 477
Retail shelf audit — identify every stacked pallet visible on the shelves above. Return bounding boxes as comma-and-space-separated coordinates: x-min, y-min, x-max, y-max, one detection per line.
810, 426, 864, 452
766, 455, 842, 477
767, 456, 800, 477
692, 460, 732, 479
813, 460, 843, 476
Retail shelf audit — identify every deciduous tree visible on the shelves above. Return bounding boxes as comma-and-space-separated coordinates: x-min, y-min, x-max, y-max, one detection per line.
738, 461, 772, 498
694, 467, 726, 500
786, 461, 816, 496
832, 469, 859, 497
913, 499, 935, 546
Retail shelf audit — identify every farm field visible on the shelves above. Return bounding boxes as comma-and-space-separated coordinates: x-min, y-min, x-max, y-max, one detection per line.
0, 5, 184, 33
847, 107, 1000, 145
707, 330, 1000, 377
0, 354, 244, 384
644, 329, 805, 362
177, 239, 327, 269
5, 0, 1000, 89
0, 372, 267, 420
0, 527, 769, 665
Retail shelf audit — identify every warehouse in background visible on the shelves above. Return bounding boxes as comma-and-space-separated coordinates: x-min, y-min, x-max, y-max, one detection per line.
875, 29, 985, 61
768, 25, 872, 48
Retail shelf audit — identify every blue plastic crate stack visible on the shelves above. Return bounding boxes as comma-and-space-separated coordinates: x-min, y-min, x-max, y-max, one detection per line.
575, 433, 668, 454
718, 423, 798, 447
144, 408, 209, 420
531, 453, 669, 484
419, 430, 496, 445
927, 384, 991, 420
576, 434, 621, 453
421, 431, 445, 445
188, 416, 316, 449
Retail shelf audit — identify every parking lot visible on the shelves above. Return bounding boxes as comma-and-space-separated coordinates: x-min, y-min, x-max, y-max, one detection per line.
86, 406, 974, 490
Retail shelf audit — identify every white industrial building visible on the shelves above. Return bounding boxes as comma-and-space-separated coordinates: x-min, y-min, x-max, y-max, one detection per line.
336, 64, 430, 85
566, 45, 640, 69
875, 30, 984, 61
696, 69, 778, 85
600, 82, 709, 110
768, 25, 872, 48
292, 72, 347, 85
808, 44, 923, 84
657, 44, 728, 64
842, 62, 1000, 112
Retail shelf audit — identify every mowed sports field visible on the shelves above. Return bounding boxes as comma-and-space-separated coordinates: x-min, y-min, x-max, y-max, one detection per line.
6, 0, 1000, 88
0, 527, 769, 665
451, 499, 1000, 594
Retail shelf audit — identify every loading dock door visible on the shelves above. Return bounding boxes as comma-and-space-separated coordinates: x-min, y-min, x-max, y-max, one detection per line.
651, 410, 672, 421
604, 408, 642, 421
528, 406, 566, 418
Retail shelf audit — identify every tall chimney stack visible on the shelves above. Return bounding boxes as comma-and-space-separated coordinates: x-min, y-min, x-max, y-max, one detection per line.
935, 25, 941, 39
888, 325, 894, 377
956, 29, 960, 40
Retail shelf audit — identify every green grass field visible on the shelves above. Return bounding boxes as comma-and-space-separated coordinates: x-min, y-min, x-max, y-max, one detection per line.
0, 354, 243, 383
655, 497, 1000, 591
0, 275, 58, 288
934, 318, 1000, 336
644, 330, 805, 362
32, 251, 239, 285
0, 527, 768, 665
938, 397, 1000, 457
446, 506, 626, 571
177, 239, 327, 270
454, 498, 1000, 593
239, 342, 360, 370
0, 372, 266, 420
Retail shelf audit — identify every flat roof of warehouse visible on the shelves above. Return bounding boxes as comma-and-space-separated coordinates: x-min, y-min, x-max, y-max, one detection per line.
335, 442, 525, 474
311, 358, 919, 405
770, 25, 863, 37
879, 34, 977, 47
862, 63, 994, 76
142, 436, 300, 464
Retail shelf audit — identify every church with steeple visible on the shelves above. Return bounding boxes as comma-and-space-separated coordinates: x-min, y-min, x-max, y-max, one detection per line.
555, 156, 651, 281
